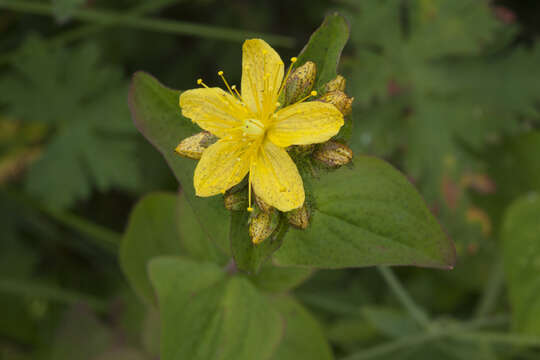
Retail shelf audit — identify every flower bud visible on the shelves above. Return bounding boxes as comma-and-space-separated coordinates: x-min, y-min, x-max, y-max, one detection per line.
249, 210, 279, 244
318, 90, 353, 116
287, 203, 310, 229
325, 75, 346, 93
175, 131, 216, 160
255, 193, 272, 213
224, 191, 248, 211
284, 61, 316, 105
314, 141, 353, 167
289, 144, 316, 157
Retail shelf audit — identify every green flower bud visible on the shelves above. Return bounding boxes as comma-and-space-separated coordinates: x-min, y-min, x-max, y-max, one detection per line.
287, 203, 310, 229
255, 193, 273, 213
175, 131, 217, 160
318, 90, 353, 116
224, 191, 248, 211
284, 61, 317, 105
314, 141, 353, 167
249, 209, 279, 244
325, 75, 346, 93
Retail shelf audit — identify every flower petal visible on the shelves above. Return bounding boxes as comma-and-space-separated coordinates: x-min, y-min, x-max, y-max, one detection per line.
194, 138, 253, 196
180, 87, 248, 138
241, 39, 284, 118
252, 140, 304, 212
267, 101, 344, 147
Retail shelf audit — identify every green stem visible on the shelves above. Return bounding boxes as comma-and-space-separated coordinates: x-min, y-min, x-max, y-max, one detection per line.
474, 260, 505, 318
454, 331, 540, 347
0, 278, 108, 312
0, 0, 295, 47
341, 315, 509, 360
0, 0, 178, 65
377, 266, 431, 328
5, 190, 120, 253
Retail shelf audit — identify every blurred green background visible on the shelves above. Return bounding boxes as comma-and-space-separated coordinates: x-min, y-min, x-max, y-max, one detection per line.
1, 0, 540, 359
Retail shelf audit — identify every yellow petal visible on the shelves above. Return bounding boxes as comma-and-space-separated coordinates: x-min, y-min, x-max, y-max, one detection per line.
194, 139, 253, 196
252, 140, 304, 212
241, 39, 284, 118
267, 101, 344, 147
180, 87, 248, 138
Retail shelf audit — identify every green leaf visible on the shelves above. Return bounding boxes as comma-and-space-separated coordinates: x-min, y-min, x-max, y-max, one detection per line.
274, 156, 456, 269
129, 71, 230, 254
295, 12, 350, 91
52, 0, 86, 21
502, 192, 540, 335
250, 265, 312, 293
149, 257, 283, 360
270, 296, 334, 360
176, 191, 228, 265
120, 193, 183, 303
230, 211, 289, 273
0, 37, 144, 209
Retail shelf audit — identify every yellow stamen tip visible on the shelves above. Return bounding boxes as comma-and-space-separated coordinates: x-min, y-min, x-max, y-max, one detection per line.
231, 85, 236, 89
276, 102, 280, 107
291, 57, 297, 63
218, 70, 224, 76
197, 78, 203, 85
311, 91, 317, 96
247, 207, 253, 212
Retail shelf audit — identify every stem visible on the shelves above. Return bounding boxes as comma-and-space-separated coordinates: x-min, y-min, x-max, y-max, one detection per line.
377, 266, 431, 328
0, 278, 109, 312
0, 0, 178, 65
454, 331, 540, 347
0, 0, 295, 47
341, 315, 509, 360
474, 260, 505, 318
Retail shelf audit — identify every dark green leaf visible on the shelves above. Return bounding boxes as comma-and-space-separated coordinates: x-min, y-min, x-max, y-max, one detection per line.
120, 193, 183, 303
250, 265, 312, 293
274, 156, 456, 269
149, 257, 283, 360
502, 192, 540, 335
129, 71, 230, 254
270, 296, 334, 360
295, 13, 350, 91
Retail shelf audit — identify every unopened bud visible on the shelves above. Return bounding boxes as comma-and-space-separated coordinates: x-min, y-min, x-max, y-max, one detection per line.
175, 131, 216, 160
249, 210, 279, 244
255, 193, 272, 213
325, 75, 346, 93
318, 90, 353, 116
314, 141, 353, 167
284, 61, 316, 105
287, 203, 310, 229
224, 191, 248, 211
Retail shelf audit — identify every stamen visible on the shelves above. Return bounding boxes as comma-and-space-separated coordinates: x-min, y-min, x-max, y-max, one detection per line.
293, 90, 317, 105
247, 157, 254, 212
218, 70, 234, 96
277, 57, 298, 97
230, 85, 245, 104
197, 78, 209, 88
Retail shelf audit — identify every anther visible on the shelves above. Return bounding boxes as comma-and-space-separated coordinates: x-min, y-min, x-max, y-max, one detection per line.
247, 207, 254, 212
218, 70, 224, 76
291, 57, 297, 63
311, 90, 317, 96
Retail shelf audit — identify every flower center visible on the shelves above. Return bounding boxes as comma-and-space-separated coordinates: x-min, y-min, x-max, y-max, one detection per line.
242, 118, 265, 137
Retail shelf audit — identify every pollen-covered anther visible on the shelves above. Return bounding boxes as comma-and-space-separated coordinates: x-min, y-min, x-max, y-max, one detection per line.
287, 203, 310, 229
174, 131, 217, 160
283, 61, 317, 105
249, 209, 279, 244
318, 90, 354, 116
313, 141, 353, 167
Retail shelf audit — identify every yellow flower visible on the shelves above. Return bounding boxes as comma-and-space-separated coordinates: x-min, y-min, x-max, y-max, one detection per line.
179, 39, 344, 212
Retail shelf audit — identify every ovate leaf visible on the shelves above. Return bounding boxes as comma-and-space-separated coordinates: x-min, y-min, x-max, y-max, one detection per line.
502, 192, 540, 335
129, 72, 230, 254
295, 13, 350, 91
120, 193, 183, 303
274, 156, 456, 269
149, 257, 283, 360
270, 297, 333, 360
